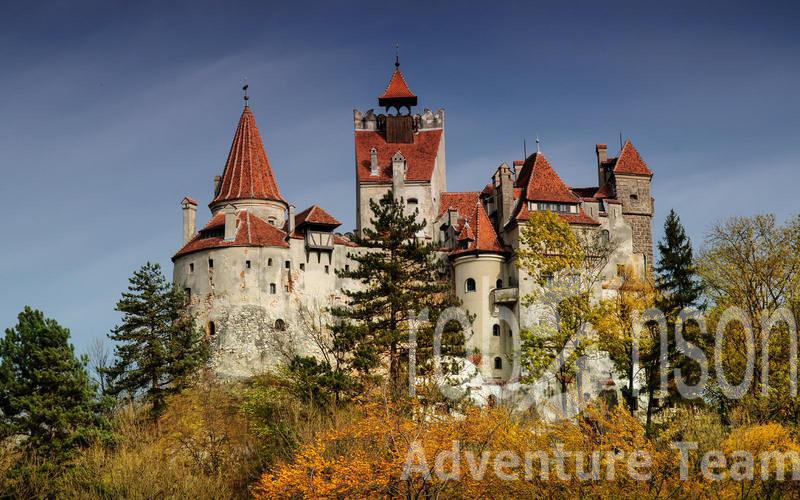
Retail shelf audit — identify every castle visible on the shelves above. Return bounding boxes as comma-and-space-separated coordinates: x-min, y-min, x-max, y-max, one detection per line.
172, 61, 654, 381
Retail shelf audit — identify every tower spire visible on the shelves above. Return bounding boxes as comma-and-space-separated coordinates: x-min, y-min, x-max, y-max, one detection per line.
395, 43, 400, 68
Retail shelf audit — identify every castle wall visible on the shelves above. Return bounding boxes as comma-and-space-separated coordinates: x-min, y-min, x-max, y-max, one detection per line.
173, 240, 360, 378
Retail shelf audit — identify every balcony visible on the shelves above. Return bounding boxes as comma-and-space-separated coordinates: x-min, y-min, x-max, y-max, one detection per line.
491, 287, 518, 305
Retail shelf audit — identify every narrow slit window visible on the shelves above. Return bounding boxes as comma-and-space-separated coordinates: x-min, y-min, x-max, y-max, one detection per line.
208, 259, 214, 269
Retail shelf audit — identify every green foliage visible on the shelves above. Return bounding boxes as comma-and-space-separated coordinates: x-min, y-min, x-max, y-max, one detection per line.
656, 209, 704, 315
0, 307, 110, 462
329, 191, 465, 397
105, 262, 211, 417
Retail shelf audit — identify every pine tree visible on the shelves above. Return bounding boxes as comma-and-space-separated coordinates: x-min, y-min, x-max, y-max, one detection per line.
105, 262, 210, 417
656, 209, 703, 315
330, 191, 464, 397
0, 307, 109, 461
651, 209, 705, 423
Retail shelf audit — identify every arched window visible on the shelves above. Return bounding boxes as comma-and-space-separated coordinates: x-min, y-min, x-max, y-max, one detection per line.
496, 278, 503, 289
268, 258, 273, 266
274, 319, 286, 331
465, 278, 476, 293
494, 357, 503, 370
493, 324, 501, 336
600, 229, 610, 246
208, 321, 216, 337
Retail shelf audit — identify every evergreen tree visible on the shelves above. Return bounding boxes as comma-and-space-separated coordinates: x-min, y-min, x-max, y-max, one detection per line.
0, 307, 109, 461
652, 209, 705, 421
656, 209, 703, 315
330, 191, 465, 397
105, 262, 210, 416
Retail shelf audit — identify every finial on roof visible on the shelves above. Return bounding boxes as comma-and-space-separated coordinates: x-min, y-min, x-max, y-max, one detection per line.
242, 77, 249, 107
536, 134, 541, 153
395, 43, 400, 68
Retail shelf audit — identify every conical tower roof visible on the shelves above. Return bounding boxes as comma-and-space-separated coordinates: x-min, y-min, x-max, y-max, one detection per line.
212, 106, 286, 205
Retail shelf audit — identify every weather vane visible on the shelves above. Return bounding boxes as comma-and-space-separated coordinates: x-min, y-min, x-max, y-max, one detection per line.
536, 134, 541, 153
243, 76, 249, 106
395, 43, 400, 68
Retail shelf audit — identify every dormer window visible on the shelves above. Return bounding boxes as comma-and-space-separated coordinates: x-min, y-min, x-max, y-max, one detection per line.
532, 202, 577, 213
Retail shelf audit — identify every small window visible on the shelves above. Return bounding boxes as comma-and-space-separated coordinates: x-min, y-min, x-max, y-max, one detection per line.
324, 265, 330, 274
493, 324, 501, 337
630, 194, 639, 201
189, 263, 194, 273
245, 260, 251, 269
268, 217, 277, 226
600, 230, 610, 246
496, 278, 503, 289
274, 319, 286, 331
270, 283, 276, 294
285, 261, 290, 269
345, 264, 350, 272
284, 285, 289, 292
494, 357, 503, 370
208, 259, 214, 268
465, 278, 476, 293
208, 321, 216, 337
407, 198, 418, 204
300, 263, 305, 271
268, 258, 273, 266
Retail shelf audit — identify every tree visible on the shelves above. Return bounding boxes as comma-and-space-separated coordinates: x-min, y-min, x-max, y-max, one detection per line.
652, 209, 705, 420
105, 262, 210, 417
656, 209, 703, 316
516, 210, 613, 416
0, 307, 109, 461
330, 192, 465, 398
592, 265, 656, 417
698, 215, 800, 421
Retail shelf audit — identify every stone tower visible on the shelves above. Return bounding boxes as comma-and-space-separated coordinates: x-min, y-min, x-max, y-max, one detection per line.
353, 58, 446, 239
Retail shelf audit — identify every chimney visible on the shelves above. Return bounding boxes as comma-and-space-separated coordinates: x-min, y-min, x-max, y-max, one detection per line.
181, 197, 197, 244
288, 205, 296, 234
213, 175, 222, 196
223, 205, 237, 241
391, 151, 406, 198
370, 147, 379, 176
496, 163, 514, 232
596, 144, 609, 186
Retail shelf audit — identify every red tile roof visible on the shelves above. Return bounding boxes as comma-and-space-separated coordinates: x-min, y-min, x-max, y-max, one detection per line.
594, 182, 614, 199
438, 192, 506, 255
355, 129, 443, 182
173, 210, 289, 259
294, 205, 341, 228
514, 153, 580, 204
212, 107, 286, 205
379, 68, 416, 101
613, 140, 653, 176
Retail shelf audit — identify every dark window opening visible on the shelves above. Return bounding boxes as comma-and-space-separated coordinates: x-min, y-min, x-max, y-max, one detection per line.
270, 283, 276, 294
494, 357, 503, 370
630, 194, 639, 201
189, 263, 194, 273
324, 265, 330, 274
285, 261, 290, 269
208, 259, 214, 268
268, 258, 273, 266
300, 263, 305, 271
493, 324, 501, 336
496, 278, 503, 289
274, 319, 286, 331
345, 264, 350, 272
465, 278, 476, 293
245, 260, 251, 269
208, 321, 216, 337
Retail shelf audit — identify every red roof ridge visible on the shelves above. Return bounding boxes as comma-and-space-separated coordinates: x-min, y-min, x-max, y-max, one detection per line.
515, 152, 580, 204
295, 204, 342, 228
173, 209, 289, 259
212, 107, 287, 206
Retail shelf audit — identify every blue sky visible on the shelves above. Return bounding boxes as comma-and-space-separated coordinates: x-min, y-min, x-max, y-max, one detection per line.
1, 0, 798, 353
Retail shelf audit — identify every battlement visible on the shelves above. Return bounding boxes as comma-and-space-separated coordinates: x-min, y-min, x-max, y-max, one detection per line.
353, 108, 445, 132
